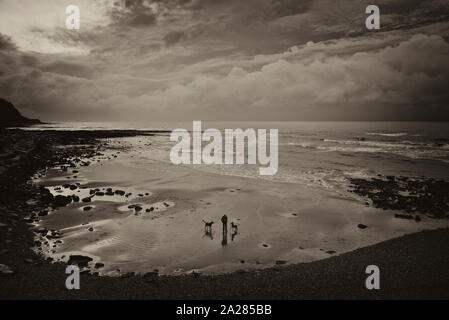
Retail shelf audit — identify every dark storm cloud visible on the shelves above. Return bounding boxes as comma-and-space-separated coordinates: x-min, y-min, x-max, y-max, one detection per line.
163, 30, 186, 46
1, 0, 449, 121
110, 0, 158, 27
40, 61, 94, 79
263, 0, 314, 19
0, 33, 16, 51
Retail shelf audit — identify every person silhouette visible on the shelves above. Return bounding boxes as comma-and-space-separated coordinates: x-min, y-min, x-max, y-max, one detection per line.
221, 214, 228, 246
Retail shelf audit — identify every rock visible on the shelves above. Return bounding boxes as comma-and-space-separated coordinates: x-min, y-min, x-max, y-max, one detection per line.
326, 250, 336, 255
94, 263, 104, 269
69, 185, 77, 190
114, 190, 125, 196
0, 264, 14, 274
415, 215, 421, 222
81, 197, 91, 203
72, 170, 79, 173
88, 227, 94, 232
105, 189, 114, 196
83, 206, 93, 211
53, 195, 72, 207
95, 191, 104, 196
275, 260, 287, 265
72, 195, 80, 202
146, 207, 154, 213
395, 213, 413, 220
357, 224, 368, 229
67, 255, 93, 268
38, 210, 48, 216
134, 205, 143, 212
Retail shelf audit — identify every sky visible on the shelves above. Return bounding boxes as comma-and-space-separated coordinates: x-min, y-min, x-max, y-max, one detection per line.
0, 0, 449, 121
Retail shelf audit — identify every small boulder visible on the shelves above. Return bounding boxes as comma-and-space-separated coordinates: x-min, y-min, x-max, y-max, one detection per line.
67, 255, 92, 268
53, 195, 72, 207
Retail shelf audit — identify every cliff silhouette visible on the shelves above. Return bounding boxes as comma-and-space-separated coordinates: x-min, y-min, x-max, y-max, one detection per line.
0, 98, 41, 127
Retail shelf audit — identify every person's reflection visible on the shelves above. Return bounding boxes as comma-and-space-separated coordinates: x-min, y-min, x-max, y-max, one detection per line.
221, 215, 228, 246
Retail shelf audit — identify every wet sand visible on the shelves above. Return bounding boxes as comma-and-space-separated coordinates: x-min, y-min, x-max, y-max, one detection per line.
1, 128, 449, 299
31, 135, 449, 276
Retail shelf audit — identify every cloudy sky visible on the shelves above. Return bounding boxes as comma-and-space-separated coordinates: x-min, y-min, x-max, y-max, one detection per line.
0, 0, 448, 121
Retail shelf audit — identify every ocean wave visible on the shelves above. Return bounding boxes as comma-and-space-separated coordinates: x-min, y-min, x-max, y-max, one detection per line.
366, 132, 408, 137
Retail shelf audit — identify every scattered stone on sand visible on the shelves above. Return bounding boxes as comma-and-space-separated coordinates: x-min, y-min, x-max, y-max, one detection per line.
349, 175, 449, 218
134, 205, 143, 212
53, 195, 72, 207
114, 190, 125, 196
67, 255, 93, 268
72, 195, 80, 202
94, 263, 104, 269
326, 250, 336, 255
88, 227, 94, 232
38, 210, 48, 216
81, 197, 91, 203
83, 206, 93, 211
357, 224, 368, 229
0, 264, 14, 274
95, 191, 105, 196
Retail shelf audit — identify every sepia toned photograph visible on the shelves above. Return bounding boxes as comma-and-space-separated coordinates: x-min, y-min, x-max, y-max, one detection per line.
1, 0, 449, 306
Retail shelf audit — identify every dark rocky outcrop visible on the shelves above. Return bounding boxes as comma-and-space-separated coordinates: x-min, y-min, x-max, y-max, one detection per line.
0, 98, 41, 127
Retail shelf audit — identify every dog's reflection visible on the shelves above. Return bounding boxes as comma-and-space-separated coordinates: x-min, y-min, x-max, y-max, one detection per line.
231, 222, 238, 241
202, 220, 214, 240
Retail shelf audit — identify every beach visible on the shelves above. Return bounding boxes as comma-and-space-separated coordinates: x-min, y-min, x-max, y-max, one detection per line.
1, 125, 449, 299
